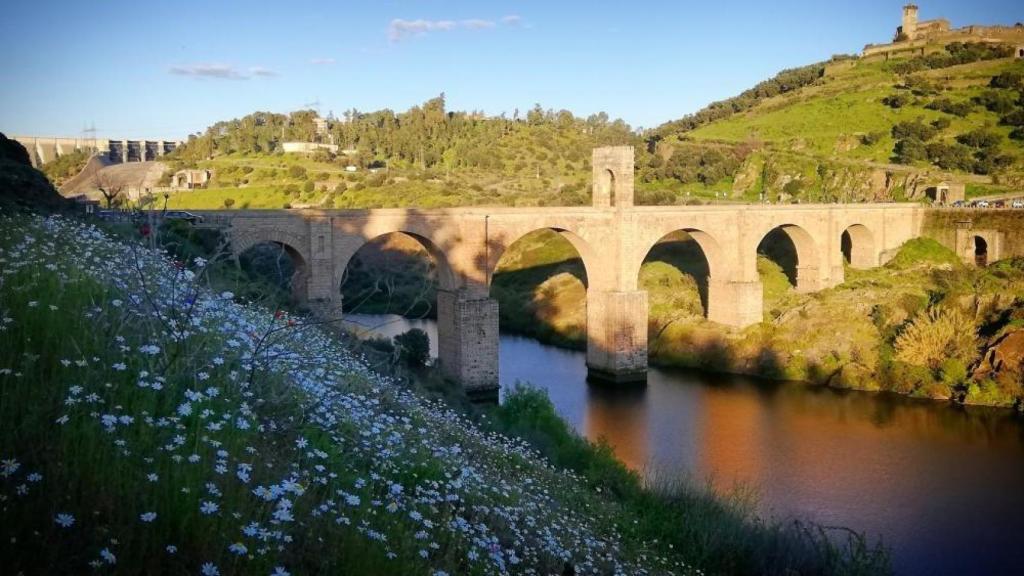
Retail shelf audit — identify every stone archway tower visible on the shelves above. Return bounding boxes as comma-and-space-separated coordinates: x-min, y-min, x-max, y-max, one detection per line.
587, 146, 648, 383
901, 4, 919, 40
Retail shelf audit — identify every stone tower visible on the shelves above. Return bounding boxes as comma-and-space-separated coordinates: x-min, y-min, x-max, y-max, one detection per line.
901, 4, 919, 40
591, 146, 635, 208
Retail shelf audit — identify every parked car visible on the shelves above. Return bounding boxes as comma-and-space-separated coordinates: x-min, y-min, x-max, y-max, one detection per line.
1012, 199, 1024, 209
163, 211, 204, 224
994, 200, 1006, 209
951, 200, 965, 208
975, 200, 990, 208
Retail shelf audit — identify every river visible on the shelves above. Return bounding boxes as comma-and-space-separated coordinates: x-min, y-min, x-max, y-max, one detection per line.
343, 313, 1024, 576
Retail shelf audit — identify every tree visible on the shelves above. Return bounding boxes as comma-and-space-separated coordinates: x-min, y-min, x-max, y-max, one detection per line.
394, 329, 430, 367
94, 171, 123, 208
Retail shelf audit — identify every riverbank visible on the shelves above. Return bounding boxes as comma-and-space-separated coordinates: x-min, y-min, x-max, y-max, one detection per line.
342, 229, 1024, 410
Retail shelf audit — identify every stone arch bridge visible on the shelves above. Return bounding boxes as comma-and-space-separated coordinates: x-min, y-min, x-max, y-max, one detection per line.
202, 147, 925, 393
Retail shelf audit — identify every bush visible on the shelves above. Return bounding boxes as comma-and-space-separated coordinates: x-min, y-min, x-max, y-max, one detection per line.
925, 142, 974, 171
393, 329, 430, 367
974, 89, 1018, 114
287, 165, 307, 178
894, 305, 978, 370
893, 137, 928, 164
925, 98, 974, 117
892, 120, 938, 141
303, 179, 315, 193
1000, 109, 1024, 127
881, 93, 911, 108
860, 131, 886, 145
956, 128, 1001, 149
222, 197, 235, 209
931, 117, 951, 130
989, 71, 1024, 90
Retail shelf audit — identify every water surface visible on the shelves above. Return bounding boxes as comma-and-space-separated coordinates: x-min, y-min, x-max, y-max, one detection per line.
344, 313, 1024, 576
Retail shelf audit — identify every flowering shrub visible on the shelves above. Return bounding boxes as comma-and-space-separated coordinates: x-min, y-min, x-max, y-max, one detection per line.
0, 213, 692, 574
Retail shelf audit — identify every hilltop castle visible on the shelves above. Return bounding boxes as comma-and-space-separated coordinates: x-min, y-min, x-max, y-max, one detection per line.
862, 4, 1024, 60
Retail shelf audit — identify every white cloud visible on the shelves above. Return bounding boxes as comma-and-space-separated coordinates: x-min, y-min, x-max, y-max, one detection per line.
461, 19, 496, 30
387, 16, 520, 41
310, 57, 336, 65
388, 19, 457, 41
248, 66, 278, 77
168, 64, 278, 80
169, 64, 246, 80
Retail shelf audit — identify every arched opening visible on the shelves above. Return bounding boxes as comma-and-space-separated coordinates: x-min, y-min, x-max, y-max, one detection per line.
339, 232, 457, 317
636, 229, 721, 355
974, 235, 988, 267
595, 169, 615, 207
841, 224, 875, 268
337, 232, 456, 362
236, 241, 309, 304
489, 228, 591, 348
757, 224, 818, 299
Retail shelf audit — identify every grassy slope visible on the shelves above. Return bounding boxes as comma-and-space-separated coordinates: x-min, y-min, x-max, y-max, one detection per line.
687, 58, 1024, 167
0, 212, 891, 575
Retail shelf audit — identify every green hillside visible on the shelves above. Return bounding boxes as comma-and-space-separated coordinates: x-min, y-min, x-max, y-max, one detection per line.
650, 42, 1024, 202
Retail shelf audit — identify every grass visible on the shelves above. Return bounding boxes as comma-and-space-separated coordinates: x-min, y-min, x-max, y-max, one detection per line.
0, 213, 685, 574
0, 210, 897, 575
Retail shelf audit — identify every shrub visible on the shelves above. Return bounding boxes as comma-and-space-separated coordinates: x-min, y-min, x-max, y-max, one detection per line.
925, 142, 974, 171
287, 165, 307, 178
956, 129, 1001, 149
303, 179, 315, 193
893, 137, 928, 164
930, 118, 951, 130
892, 120, 938, 141
881, 93, 911, 108
1000, 109, 1024, 127
989, 71, 1024, 90
222, 197, 235, 209
925, 98, 974, 117
894, 305, 978, 370
974, 89, 1018, 114
393, 328, 430, 367
860, 131, 886, 145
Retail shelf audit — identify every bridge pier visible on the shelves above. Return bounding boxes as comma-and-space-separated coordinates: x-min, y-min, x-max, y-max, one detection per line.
586, 290, 648, 384
794, 265, 821, 292
436, 290, 500, 396
706, 279, 763, 327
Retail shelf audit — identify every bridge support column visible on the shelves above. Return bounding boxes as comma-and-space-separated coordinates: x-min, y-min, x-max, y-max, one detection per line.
437, 290, 499, 397
794, 265, 821, 293
706, 280, 763, 328
586, 290, 648, 384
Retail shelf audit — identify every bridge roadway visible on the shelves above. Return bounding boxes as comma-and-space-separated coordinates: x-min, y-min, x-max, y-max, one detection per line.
192, 147, 926, 394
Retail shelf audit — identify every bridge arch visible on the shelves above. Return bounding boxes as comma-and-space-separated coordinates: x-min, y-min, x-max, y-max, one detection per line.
756, 223, 821, 292
486, 226, 604, 292
335, 231, 459, 310
841, 224, 877, 269
231, 229, 312, 302
634, 228, 728, 320
487, 227, 597, 345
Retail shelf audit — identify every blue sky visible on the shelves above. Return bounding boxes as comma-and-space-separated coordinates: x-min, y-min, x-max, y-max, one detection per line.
1, 1, 1020, 139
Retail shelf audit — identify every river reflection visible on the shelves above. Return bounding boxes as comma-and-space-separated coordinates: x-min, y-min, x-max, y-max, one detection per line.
343, 314, 1024, 576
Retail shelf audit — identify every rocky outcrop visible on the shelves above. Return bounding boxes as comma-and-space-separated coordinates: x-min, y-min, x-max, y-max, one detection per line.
973, 329, 1024, 384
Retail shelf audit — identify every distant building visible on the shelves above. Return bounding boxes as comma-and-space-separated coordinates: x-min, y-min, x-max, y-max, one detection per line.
172, 169, 212, 190
927, 181, 965, 205
862, 4, 1024, 60
282, 142, 339, 154
897, 4, 950, 42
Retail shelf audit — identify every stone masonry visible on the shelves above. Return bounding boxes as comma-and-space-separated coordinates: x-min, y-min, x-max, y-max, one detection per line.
213, 147, 926, 391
